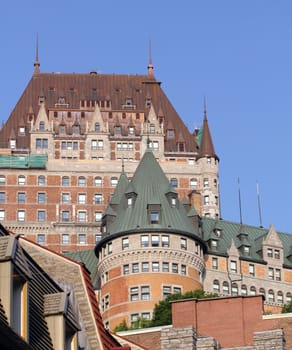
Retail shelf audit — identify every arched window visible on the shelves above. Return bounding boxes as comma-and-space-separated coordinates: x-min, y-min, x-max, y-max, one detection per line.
231, 283, 238, 296
268, 290, 275, 303
277, 291, 283, 304
78, 176, 86, 186
250, 286, 256, 296
213, 280, 220, 293
241, 284, 247, 296
111, 177, 118, 187
259, 288, 266, 298
222, 281, 229, 295
286, 292, 292, 303
38, 175, 46, 186
94, 176, 102, 187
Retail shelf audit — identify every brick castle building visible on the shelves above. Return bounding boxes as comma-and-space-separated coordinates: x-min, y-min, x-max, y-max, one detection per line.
0, 54, 292, 334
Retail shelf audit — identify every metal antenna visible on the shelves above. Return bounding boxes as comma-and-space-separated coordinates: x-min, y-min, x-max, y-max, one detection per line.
238, 177, 243, 224
256, 180, 263, 228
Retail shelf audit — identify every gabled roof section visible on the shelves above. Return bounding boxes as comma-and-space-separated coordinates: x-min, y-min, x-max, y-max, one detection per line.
33, 103, 50, 131
262, 224, 283, 248
108, 150, 199, 235
197, 107, 218, 160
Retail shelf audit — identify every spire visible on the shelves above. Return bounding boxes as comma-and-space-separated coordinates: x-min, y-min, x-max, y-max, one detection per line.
197, 98, 218, 160
147, 39, 155, 79
33, 33, 40, 75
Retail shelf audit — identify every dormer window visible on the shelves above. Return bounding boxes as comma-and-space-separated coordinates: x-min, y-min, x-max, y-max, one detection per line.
95, 123, 100, 132
242, 246, 250, 256
171, 197, 176, 207
39, 96, 45, 104
146, 98, 151, 107
214, 228, 222, 238
126, 98, 132, 106
39, 121, 45, 131
115, 126, 121, 135
19, 127, 25, 136
128, 197, 133, 208
10, 139, 16, 149
59, 97, 65, 104
210, 239, 218, 249
149, 124, 155, 133
167, 129, 174, 139
178, 142, 185, 152
73, 125, 79, 134
150, 211, 159, 224
129, 126, 135, 135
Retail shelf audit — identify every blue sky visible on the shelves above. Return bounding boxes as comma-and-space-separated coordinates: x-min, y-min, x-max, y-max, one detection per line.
0, 1, 292, 232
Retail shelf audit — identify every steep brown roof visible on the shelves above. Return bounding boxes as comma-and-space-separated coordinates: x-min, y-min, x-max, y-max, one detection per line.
197, 112, 218, 160
0, 71, 199, 153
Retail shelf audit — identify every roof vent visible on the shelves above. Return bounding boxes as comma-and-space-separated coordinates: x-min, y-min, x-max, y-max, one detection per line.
90, 71, 98, 75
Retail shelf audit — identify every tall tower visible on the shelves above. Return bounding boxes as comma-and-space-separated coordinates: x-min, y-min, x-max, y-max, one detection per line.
191, 101, 219, 218
95, 149, 206, 330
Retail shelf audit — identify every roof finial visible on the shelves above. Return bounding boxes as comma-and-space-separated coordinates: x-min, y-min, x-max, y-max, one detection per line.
34, 33, 40, 75
122, 157, 125, 173
203, 96, 207, 120
147, 38, 154, 79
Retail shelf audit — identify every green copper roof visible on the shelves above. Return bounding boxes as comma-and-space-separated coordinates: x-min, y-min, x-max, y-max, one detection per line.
107, 150, 199, 236
202, 217, 292, 266
0, 154, 47, 169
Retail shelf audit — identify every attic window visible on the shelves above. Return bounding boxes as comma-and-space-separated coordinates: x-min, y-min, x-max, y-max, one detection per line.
210, 239, 218, 249
95, 123, 100, 132
178, 142, 185, 152
39, 96, 45, 104
150, 211, 159, 224
128, 197, 133, 208
146, 98, 151, 106
39, 122, 45, 131
243, 246, 250, 255
214, 229, 222, 238
58, 97, 65, 104
19, 127, 25, 136
171, 197, 176, 208
149, 124, 155, 133
126, 98, 132, 106
167, 129, 175, 139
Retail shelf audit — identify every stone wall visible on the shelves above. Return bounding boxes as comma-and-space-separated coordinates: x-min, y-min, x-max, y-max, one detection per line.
161, 326, 196, 350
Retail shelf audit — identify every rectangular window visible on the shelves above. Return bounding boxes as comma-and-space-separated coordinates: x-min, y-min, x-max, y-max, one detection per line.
98, 140, 103, 149
142, 262, 149, 272
162, 262, 169, 272
212, 257, 218, 270
172, 263, 179, 273
230, 260, 237, 273
274, 249, 280, 259
38, 192, 46, 203
78, 193, 86, 204
163, 286, 171, 299
94, 211, 102, 222
37, 234, 45, 244
204, 195, 209, 205
161, 235, 169, 247
108, 242, 112, 254
150, 211, 159, 224
0, 210, 5, 221
78, 177, 86, 186
203, 178, 209, 187
62, 193, 70, 204
0, 176, 6, 185
123, 264, 129, 275
181, 265, 187, 275
18, 192, 26, 204
173, 287, 182, 294
78, 211, 86, 222
61, 211, 70, 222
38, 176, 45, 185
122, 237, 129, 249
62, 234, 69, 244
141, 235, 149, 247
130, 313, 139, 327
78, 234, 86, 245
17, 210, 25, 221
151, 235, 159, 247
130, 287, 139, 301
267, 248, 273, 257
91, 140, 97, 150
0, 192, 5, 203
62, 176, 70, 186
268, 267, 274, 280
275, 268, 281, 281
152, 262, 159, 272
94, 194, 103, 204
141, 286, 150, 300
180, 238, 187, 250
132, 263, 139, 273
37, 210, 46, 222
249, 264, 255, 276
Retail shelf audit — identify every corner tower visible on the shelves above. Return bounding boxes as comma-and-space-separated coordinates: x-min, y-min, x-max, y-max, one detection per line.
192, 101, 220, 218
95, 149, 207, 330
